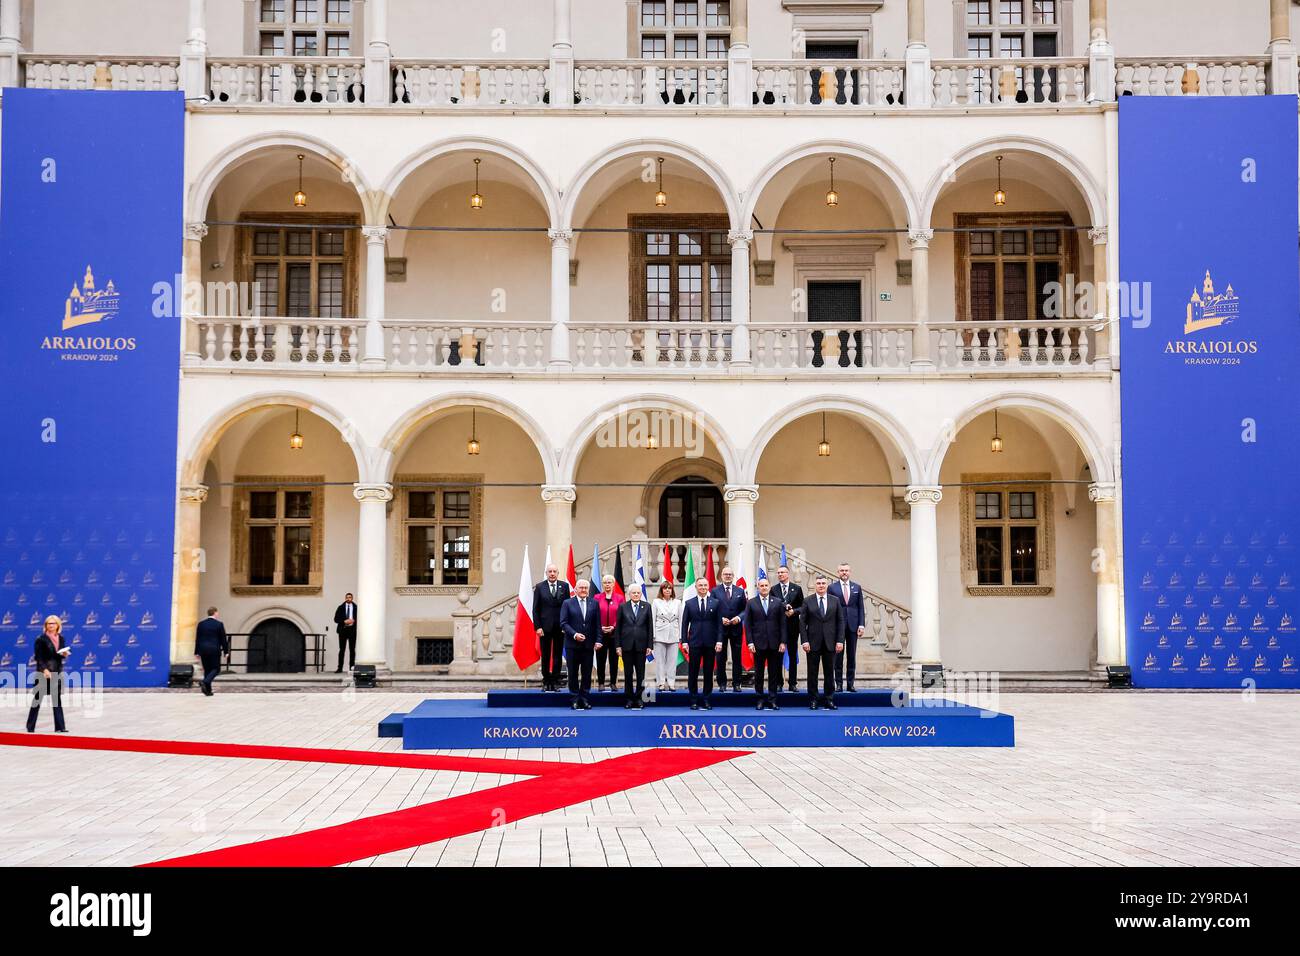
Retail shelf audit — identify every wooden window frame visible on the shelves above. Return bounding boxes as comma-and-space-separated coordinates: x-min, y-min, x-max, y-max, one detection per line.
230, 476, 325, 595
394, 476, 485, 594
237, 213, 359, 320
628, 214, 731, 324
253, 0, 361, 58
960, 473, 1054, 596
953, 212, 1077, 324
957, 0, 1071, 59
636, 1, 732, 59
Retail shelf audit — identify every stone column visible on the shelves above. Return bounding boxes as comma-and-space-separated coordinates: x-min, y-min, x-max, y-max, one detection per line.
549, 229, 573, 368
1269, 0, 1297, 93
353, 482, 393, 670
1088, 226, 1111, 371
729, 230, 752, 367
724, 485, 759, 586
908, 228, 934, 369
906, 485, 942, 670
361, 226, 388, 369
365, 0, 392, 104
174, 484, 208, 663
1090, 482, 1123, 671
904, 0, 932, 106
542, 484, 576, 570
0, 0, 22, 91
1087, 0, 1115, 101
180, 0, 208, 99
183, 222, 207, 364
727, 0, 752, 107
550, 0, 574, 106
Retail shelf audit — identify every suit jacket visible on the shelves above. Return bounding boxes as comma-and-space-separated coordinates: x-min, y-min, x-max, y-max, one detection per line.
532, 579, 571, 633
679, 593, 723, 650
744, 595, 786, 652
800, 593, 845, 653
33, 634, 66, 673
333, 601, 358, 635
711, 583, 747, 639
195, 617, 230, 656
560, 595, 603, 652
616, 600, 653, 654
771, 580, 804, 640
829, 579, 865, 639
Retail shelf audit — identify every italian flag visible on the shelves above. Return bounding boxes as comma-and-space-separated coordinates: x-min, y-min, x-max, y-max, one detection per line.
677, 546, 698, 666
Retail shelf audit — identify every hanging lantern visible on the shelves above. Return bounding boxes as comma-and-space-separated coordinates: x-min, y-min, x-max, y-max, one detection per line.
993, 154, 1007, 207
990, 408, 1004, 453
825, 156, 839, 207
817, 412, 832, 457
467, 408, 481, 455
654, 157, 667, 207
470, 158, 484, 211
293, 153, 307, 207
289, 408, 304, 450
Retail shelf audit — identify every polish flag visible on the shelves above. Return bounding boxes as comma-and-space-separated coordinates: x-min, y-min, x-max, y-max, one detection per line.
661, 543, 674, 585
736, 550, 754, 671
512, 545, 540, 671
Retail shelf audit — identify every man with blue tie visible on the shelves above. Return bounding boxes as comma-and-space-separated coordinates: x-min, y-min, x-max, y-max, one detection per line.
711, 565, 747, 692
680, 577, 723, 710
744, 577, 786, 710
829, 562, 866, 693
560, 579, 602, 710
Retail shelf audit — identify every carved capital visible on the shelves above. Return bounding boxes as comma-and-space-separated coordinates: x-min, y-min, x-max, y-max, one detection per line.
905, 485, 943, 505
179, 484, 209, 504
184, 221, 209, 242
548, 228, 573, 246
723, 484, 760, 505
353, 482, 394, 504
362, 225, 388, 244
727, 229, 753, 247
1087, 226, 1108, 246
1088, 482, 1117, 503
540, 484, 577, 504
907, 228, 933, 250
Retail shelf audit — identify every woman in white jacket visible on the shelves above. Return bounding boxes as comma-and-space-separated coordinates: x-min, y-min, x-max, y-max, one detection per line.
651, 580, 684, 691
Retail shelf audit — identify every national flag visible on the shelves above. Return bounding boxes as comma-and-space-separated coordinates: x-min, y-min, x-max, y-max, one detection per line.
611, 548, 626, 599
757, 543, 768, 583
704, 545, 717, 590
661, 543, 674, 585
777, 544, 789, 670
780, 543, 787, 571
736, 550, 753, 671
634, 545, 646, 590
565, 544, 577, 587
511, 545, 540, 672
544, 544, 553, 575
590, 543, 601, 593
678, 546, 696, 665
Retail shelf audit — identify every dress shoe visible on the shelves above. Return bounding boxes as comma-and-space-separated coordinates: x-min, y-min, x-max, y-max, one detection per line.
334, 668, 342, 674
755, 700, 766, 711
835, 682, 844, 693
809, 700, 819, 710
582, 700, 593, 710
571, 700, 582, 710
846, 684, 856, 693
701, 700, 712, 711
690, 702, 699, 711
788, 683, 797, 693
770, 700, 781, 711
826, 700, 838, 710
635, 701, 644, 710
624, 700, 633, 709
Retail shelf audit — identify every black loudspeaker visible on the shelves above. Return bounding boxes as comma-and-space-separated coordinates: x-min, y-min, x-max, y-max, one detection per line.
353, 664, 377, 689
168, 664, 195, 688
1106, 665, 1132, 689
919, 663, 944, 689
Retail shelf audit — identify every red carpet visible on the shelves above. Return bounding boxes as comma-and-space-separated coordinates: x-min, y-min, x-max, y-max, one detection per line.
0, 732, 747, 867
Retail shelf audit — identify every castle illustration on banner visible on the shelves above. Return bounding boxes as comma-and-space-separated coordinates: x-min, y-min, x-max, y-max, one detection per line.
1184, 270, 1238, 334
63, 265, 120, 330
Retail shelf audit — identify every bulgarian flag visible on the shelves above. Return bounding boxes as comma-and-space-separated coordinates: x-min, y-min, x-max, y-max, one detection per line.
678, 545, 696, 665
511, 544, 540, 671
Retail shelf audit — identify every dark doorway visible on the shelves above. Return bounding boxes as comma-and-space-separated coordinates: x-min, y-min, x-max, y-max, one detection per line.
247, 617, 306, 673
806, 41, 860, 105
659, 476, 726, 539
808, 280, 864, 367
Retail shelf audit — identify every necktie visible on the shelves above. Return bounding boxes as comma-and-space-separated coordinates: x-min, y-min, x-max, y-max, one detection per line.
820, 596, 826, 615
580, 599, 586, 618
699, 596, 704, 612
550, 583, 556, 598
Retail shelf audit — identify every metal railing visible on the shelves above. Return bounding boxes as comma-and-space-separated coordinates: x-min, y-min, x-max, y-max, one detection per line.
220, 632, 328, 674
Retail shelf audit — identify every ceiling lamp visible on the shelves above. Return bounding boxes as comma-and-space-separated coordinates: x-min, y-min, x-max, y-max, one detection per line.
990, 409, 1004, 453
654, 157, 667, 208
817, 412, 831, 458
293, 154, 307, 208
825, 157, 839, 207
993, 155, 1007, 207
467, 408, 481, 456
645, 432, 660, 451
470, 158, 484, 211
289, 408, 304, 450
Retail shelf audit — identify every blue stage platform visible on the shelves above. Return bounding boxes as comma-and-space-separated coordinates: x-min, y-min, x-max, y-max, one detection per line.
380, 691, 1014, 750
485, 688, 903, 708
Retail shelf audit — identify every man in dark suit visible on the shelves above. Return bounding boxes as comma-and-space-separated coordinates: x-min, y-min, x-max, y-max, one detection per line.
711, 565, 747, 692
560, 579, 602, 710
800, 575, 844, 709
194, 606, 230, 697
680, 577, 723, 710
532, 563, 571, 692
829, 563, 867, 692
334, 593, 358, 673
744, 577, 786, 710
772, 565, 804, 691
615, 583, 653, 708
27, 617, 69, 733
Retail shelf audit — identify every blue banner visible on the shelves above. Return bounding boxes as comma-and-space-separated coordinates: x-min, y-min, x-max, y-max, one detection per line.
0, 90, 184, 687
1119, 96, 1299, 688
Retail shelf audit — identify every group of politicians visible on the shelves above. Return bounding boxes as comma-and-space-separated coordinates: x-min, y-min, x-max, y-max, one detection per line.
532, 562, 872, 711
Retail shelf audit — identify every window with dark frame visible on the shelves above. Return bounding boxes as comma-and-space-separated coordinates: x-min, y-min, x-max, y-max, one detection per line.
258, 0, 353, 58
963, 0, 1060, 102
629, 215, 731, 325
638, 1, 730, 103
406, 488, 477, 587
955, 213, 1076, 327
973, 487, 1040, 587
243, 486, 317, 588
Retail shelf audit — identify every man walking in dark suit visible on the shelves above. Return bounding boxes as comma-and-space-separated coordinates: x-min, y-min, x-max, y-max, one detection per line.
800, 575, 844, 709
744, 577, 786, 710
194, 606, 230, 697
772, 565, 804, 691
560, 579, 602, 710
680, 578, 723, 710
532, 563, 571, 692
829, 563, 866, 692
711, 565, 747, 692
334, 593, 357, 673
615, 583, 653, 708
